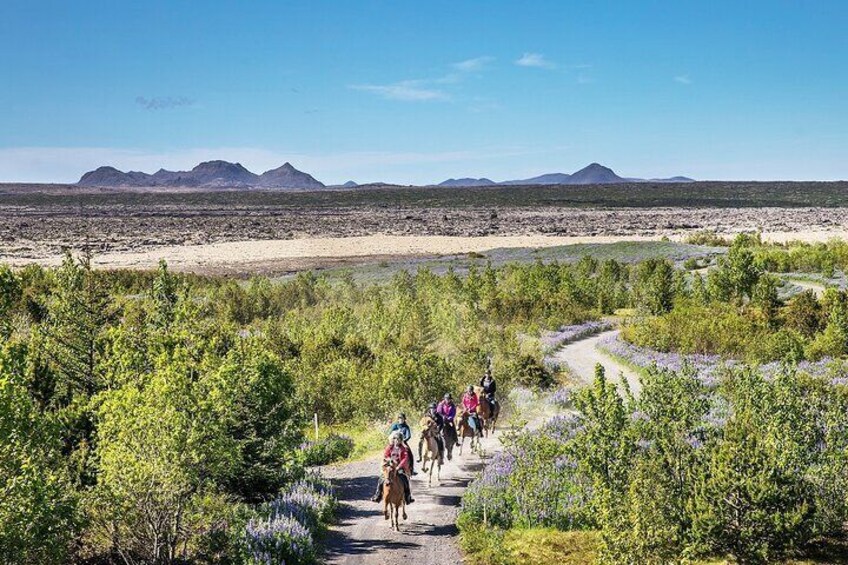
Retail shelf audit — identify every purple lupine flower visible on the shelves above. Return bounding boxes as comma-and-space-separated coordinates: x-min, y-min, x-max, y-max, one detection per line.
549, 387, 573, 408
540, 320, 612, 353
630, 410, 650, 422
685, 434, 704, 449
636, 439, 653, 450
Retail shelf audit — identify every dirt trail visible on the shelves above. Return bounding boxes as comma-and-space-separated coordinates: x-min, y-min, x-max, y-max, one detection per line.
320, 431, 502, 565
783, 278, 827, 298
319, 330, 634, 564
548, 330, 641, 393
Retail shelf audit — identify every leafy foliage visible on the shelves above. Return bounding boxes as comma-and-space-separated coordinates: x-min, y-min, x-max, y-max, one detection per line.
460, 363, 848, 564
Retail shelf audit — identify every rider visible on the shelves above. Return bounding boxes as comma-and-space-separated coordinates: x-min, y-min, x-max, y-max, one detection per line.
371, 431, 414, 504
418, 402, 445, 465
388, 413, 416, 475
480, 367, 497, 406
437, 393, 457, 424
461, 385, 482, 436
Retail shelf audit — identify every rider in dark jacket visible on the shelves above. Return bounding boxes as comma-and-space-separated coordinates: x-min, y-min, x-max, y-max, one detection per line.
418, 402, 445, 465
480, 369, 497, 403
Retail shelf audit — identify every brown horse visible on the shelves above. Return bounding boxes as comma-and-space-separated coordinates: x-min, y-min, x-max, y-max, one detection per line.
382, 459, 407, 531
418, 416, 442, 486
474, 386, 500, 436
457, 411, 480, 455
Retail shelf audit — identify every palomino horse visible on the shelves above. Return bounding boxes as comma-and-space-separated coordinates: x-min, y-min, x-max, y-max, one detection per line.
381, 459, 407, 531
418, 416, 442, 486
474, 386, 500, 436
442, 419, 458, 461
457, 411, 480, 455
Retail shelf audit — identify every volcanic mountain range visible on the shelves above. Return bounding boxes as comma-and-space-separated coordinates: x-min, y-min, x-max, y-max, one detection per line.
78, 161, 693, 189
438, 163, 694, 187
78, 161, 325, 189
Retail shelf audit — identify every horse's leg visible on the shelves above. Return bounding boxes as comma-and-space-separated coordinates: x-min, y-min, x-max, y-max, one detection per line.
458, 435, 464, 455
383, 497, 389, 520
428, 453, 434, 487
401, 499, 407, 521
394, 504, 400, 531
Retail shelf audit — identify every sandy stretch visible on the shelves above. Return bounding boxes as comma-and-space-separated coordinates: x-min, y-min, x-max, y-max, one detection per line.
4, 230, 848, 274
4, 234, 658, 272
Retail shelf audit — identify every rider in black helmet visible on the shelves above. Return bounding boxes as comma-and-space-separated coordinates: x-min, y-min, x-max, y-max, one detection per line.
418, 402, 445, 465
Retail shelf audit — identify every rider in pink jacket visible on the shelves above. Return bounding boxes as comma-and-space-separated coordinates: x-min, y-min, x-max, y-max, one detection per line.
461, 386, 479, 412
461, 386, 481, 434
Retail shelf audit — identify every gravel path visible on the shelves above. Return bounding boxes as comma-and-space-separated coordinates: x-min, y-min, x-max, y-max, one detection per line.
784, 278, 827, 298
320, 431, 502, 565
548, 329, 641, 393
318, 329, 633, 564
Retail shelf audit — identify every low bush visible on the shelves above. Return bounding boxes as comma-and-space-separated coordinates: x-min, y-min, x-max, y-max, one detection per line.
299, 434, 355, 466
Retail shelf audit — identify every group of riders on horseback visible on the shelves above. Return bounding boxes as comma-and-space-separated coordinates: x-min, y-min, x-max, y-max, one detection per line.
372, 368, 499, 506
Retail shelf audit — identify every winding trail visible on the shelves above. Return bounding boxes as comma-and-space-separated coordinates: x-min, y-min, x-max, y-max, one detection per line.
547, 329, 641, 393
783, 278, 826, 298
319, 329, 633, 564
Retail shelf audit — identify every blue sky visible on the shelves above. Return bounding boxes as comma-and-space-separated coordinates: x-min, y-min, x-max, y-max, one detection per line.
1, 1, 846, 184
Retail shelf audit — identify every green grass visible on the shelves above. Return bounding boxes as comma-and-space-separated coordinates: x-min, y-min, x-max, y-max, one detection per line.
460, 525, 599, 565
461, 524, 848, 565
308, 421, 387, 464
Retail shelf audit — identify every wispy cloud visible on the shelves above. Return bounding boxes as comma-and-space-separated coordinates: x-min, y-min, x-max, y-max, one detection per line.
452, 56, 494, 72
515, 52, 555, 69
674, 74, 692, 85
349, 80, 448, 101
135, 96, 194, 110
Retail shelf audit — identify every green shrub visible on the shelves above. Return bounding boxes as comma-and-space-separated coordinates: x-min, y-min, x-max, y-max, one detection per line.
299, 434, 355, 466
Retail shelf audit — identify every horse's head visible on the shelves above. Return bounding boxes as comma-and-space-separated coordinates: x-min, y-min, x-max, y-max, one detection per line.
383, 458, 397, 483
419, 416, 435, 434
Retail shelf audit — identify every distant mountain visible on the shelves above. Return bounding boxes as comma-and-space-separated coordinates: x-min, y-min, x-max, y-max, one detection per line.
438, 177, 497, 187
566, 163, 625, 185
342, 180, 358, 188
650, 176, 695, 183
78, 161, 324, 189
499, 165, 694, 186
257, 162, 324, 189
501, 172, 572, 185
188, 160, 258, 187
78, 166, 154, 187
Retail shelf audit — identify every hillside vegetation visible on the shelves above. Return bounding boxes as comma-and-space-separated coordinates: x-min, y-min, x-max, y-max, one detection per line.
5, 235, 848, 563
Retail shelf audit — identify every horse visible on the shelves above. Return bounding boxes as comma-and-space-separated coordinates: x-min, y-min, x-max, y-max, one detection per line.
381, 459, 407, 531
442, 419, 458, 461
418, 416, 442, 486
474, 386, 501, 435
472, 387, 495, 437
457, 411, 480, 455
474, 386, 500, 436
